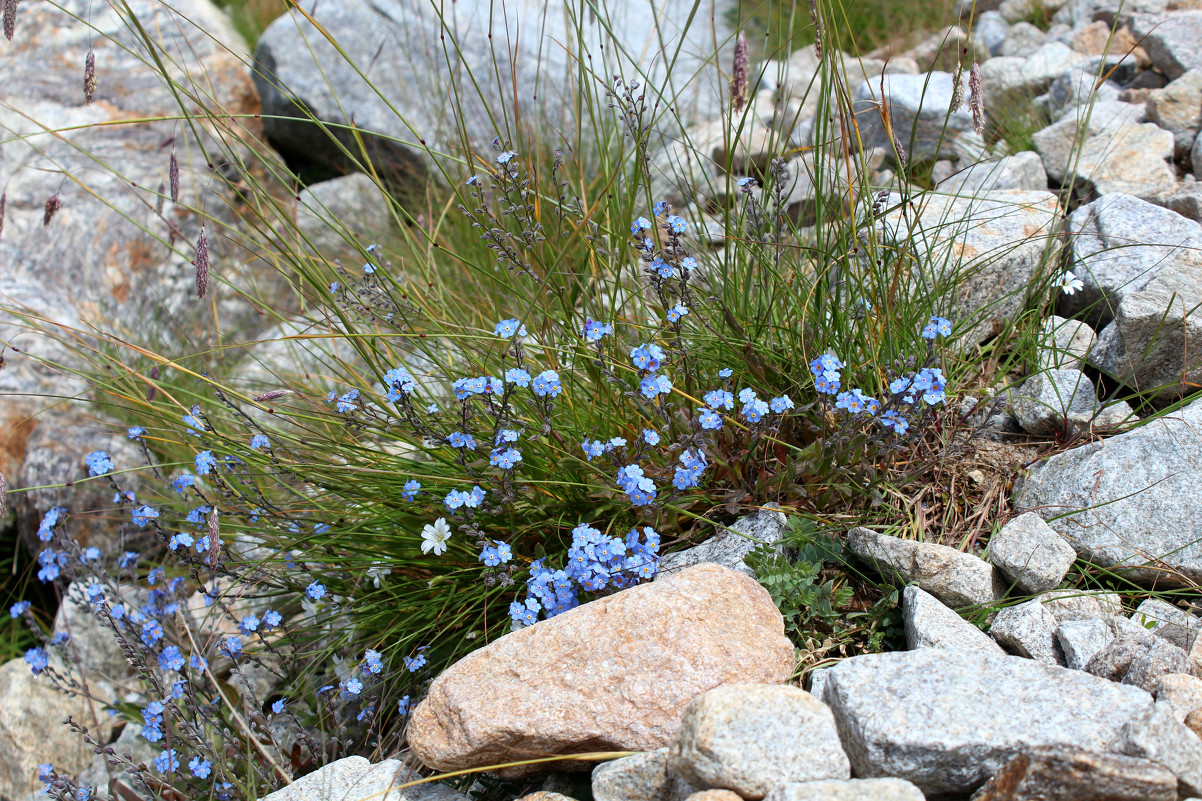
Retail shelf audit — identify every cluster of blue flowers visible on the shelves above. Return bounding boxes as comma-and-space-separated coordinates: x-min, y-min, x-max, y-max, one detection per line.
509, 523, 661, 626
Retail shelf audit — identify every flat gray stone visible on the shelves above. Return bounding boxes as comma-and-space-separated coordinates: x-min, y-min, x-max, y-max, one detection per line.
990, 598, 1064, 664
1039, 61, 1124, 118
852, 71, 975, 162
658, 505, 788, 579
1146, 69, 1202, 157
260, 757, 371, 801
976, 11, 1011, 56
297, 173, 393, 262
1009, 369, 1099, 436
593, 749, 696, 801
337, 761, 467, 801
968, 746, 1177, 801
1036, 315, 1097, 371
1123, 637, 1189, 693
823, 648, 1154, 796
981, 43, 1089, 109
1117, 701, 1202, 795
808, 668, 832, 704
1156, 180, 1202, 221
936, 151, 1049, 195
848, 527, 1003, 609
1133, 599, 1202, 650
1057, 618, 1115, 670
999, 21, 1048, 57
1129, 11, 1202, 79
989, 513, 1077, 594
668, 685, 849, 798
1013, 397, 1202, 584
764, 779, 925, 801
904, 585, 1007, 654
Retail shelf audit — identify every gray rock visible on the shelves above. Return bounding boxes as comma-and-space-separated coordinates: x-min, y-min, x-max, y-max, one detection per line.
822, 648, 1154, 796
1123, 637, 1189, 692
852, 71, 976, 162
1129, 11, 1202, 80
1039, 60, 1124, 118
1038, 588, 1125, 623
276, 759, 463, 801
255, 0, 729, 183
1156, 673, 1202, 721
51, 582, 130, 683
1087, 237, 1202, 401
1117, 701, 1202, 795
990, 598, 1064, 664
936, 151, 1049, 195
764, 779, 925, 801
904, 585, 1007, 654
989, 512, 1078, 594
976, 11, 1012, 56
999, 0, 1071, 23
968, 746, 1177, 801
1156, 180, 1202, 221
1012, 397, 1202, 584
1094, 400, 1136, 430
981, 43, 1089, 109
658, 504, 788, 579
1062, 193, 1202, 329
1145, 69, 1202, 157
1092, 0, 1169, 25
848, 527, 1003, 608
808, 668, 832, 704
593, 749, 696, 801
1086, 635, 1154, 681
1132, 599, 1202, 650
296, 173, 394, 262
1195, 130, 1202, 178
1008, 369, 1099, 437
1036, 315, 1097, 370
1033, 102, 1175, 199
260, 757, 372, 801
1001, 22, 1050, 57
905, 26, 990, 73
668, 685, 850, 798
878, 190, 1061, 347
1057, 618, 1116, 670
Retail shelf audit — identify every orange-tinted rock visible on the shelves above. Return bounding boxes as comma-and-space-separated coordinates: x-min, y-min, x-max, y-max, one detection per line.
407, 564, 794, 776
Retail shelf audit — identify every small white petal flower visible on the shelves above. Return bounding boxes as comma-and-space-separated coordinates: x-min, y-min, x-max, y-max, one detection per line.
366, 562, 388, 588
421, 518, 452, 555
1059, 270, 1084, 296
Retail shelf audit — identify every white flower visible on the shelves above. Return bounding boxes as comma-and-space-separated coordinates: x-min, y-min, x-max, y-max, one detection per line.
421, 518, 452, 555
366, 561, 388, 588
1058, 270, 1084, 296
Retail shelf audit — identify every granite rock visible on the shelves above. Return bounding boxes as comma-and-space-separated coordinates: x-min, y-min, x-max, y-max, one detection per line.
848, 527, 1003, 608
1057, 618, 1115, 670
904, 585, 1007, 654
968, 746, 1177, 801
1035, 316, 1097, 370
1116, 701, 1202, 796
764, 779, 925, 801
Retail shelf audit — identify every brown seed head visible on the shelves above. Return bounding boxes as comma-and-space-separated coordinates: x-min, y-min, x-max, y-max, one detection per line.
3, 0, 17, 41
0, 469, 7, 523
84, 48, 97, 104
968, 62, 985, 135
43, 194, 62, 226
253, 389, 292, 402
730, 30, 749, 115
206, 507, 220, 568
169, 149, 179, 203
194, 224, 209, 298
951, 65, 965, 113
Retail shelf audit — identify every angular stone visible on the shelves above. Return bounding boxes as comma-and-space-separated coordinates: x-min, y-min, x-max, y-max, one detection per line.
297, 173, 394, 263
1132, 599, 1202, 650
968, 746, 1177, 801
852, 72, 976, 162
1063, 193, 1202, 328
1036, 316, 1096, 370
1038, 589, 1125, 623
990, 598, 1064, 664
0, 657, 117, 799
658, 504, 788, 579
1117, 701, 1202, 795
1000, 21, 1049, 57
848, 527, 1003, 609
1123, 637, 1189, 692
519, 794, 580, 801
1146, 70, 1202, 157
808, 668, 832, 704
260, 757, 368, 801
1156, 673, 1202, 721
878, 190, 1061, 347
990, 512, 1076, 591
684, 792, 742, 801
1090, 273, 1202, 401
907, 26, 990, 73
1039, 61, 1124, 118
982, 43, 1089, 109
976, 11, 1011, 56
315, 760, 467, 801
1187, 708, 1202, 738
904, 585, 1007, 654
823, 648, 1154, 795
1057, 618, 1115, 670
764, 779, 925, 801
1087, 635, 1155, 682
407, 564, 794, 775
1013, 398, 1202, 584
1156, 180, 1202, 220
592, 749, 695, 801
1129, 11, 1202, 79
1009, 369, 1100, 436
1033, 104, 1175, 199
51, 581, 131, 684
668, 685, 849, 798
936, 152, 1049, 195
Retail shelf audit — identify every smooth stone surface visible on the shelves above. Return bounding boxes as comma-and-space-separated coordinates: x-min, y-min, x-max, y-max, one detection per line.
668, 685, 849, 799
852, 71, 975, 162
981, 43, 1088, 107
1036, 316, 1096, 371
823, 648, 1154, 796
658, 504, 788, 579
878, 190, 1061, 348
1013, 397, 1202, 584
848, 527, 1003, 609
968, 746, 1177, 801
764, 779, 925, 801
296, 173, 394, 262
1145, 69, 1202, 156
904, 585, 1007, 654
989, 512, 1078, 594
407, 564, 794, 775
1129, 11, 1202, 79
1009, 369, 1099, 436
1057, 618, 1115, 671
936, 152, 1049, 195
1116, 701, 1202, 795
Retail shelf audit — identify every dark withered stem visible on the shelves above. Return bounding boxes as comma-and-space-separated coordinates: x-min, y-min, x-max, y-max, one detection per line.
968, 62, 985, 135
730, 30, 749, 115
3, 0, 17, 41
194, 224, 210, 297
0, 469, 7, 522
147, 365, 159, 402
84, 48, 97, 104
0, 192, 6, 240
169, 149, 179, 203
43, 194, 62, 226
